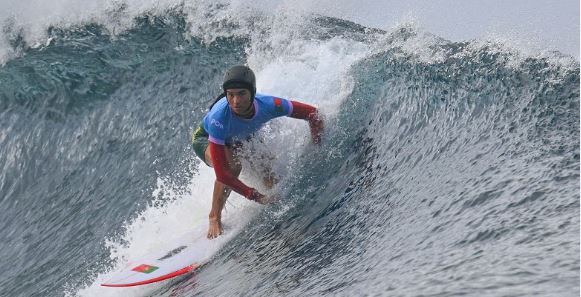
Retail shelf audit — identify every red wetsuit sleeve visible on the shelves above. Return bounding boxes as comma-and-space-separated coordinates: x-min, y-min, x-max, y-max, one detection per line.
289, 101, 324, 144
209, 142, 256, 199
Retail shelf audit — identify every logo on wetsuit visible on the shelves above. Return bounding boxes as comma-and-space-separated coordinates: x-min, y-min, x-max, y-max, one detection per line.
211, 118, 224, 129
274, 98, 283, 113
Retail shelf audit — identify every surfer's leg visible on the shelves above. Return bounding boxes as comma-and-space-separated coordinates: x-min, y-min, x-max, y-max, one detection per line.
262, 163, 278, 190
251, 151, 279, 190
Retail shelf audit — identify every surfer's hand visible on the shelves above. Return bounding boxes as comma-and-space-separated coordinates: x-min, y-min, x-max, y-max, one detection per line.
248, 190, 268, 204
310, 113, 324, 145
257, 194, 279, 204
249, 189, 278, 204
207, 217, 223, 240
248, 189, 264, 203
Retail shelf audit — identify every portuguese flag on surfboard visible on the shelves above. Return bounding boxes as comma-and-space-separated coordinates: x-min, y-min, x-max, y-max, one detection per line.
131, 264, 159, 274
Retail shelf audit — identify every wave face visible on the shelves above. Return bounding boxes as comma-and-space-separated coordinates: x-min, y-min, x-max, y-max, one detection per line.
0, 4, 578, 297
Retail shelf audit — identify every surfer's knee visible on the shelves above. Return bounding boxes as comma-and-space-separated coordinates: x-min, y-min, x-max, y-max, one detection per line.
204, 146, 213, 167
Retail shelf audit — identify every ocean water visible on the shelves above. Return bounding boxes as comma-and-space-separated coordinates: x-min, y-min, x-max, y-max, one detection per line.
0, 2, 579, 297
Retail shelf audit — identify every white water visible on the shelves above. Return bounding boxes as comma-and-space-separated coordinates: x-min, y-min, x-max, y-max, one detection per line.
72, 165, 259, 297
0, 0, 578, 65
69, 18, 372, 295
4, 1, 576, 296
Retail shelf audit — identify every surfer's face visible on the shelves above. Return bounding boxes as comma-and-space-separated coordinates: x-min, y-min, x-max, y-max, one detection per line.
226, 88, 253, 116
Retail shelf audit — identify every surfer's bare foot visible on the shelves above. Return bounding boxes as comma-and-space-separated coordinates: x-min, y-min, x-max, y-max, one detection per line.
207, 217, 223, 239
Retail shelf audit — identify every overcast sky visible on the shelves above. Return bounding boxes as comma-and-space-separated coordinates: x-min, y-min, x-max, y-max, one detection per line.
1, 0, 579, 59
300, 0, 580, 59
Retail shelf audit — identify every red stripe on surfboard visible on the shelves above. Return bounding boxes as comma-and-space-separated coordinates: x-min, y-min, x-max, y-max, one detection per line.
101, 264, 197, 287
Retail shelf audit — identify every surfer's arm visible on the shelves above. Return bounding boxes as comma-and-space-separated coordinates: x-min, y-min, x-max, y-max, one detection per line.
208, 141, 261, 201
289, 101, 324, 144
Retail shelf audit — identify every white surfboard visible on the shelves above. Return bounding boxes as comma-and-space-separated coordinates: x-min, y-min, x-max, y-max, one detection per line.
101, 226, 238, 287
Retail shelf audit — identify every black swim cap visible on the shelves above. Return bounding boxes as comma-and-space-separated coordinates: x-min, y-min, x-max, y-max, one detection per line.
222, 65, 256, 97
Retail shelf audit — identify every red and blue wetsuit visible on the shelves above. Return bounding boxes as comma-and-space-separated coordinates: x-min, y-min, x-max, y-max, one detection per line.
202, 93, 323, 200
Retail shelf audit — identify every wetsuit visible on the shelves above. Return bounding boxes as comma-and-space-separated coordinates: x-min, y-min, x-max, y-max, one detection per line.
192, 93, 322, 200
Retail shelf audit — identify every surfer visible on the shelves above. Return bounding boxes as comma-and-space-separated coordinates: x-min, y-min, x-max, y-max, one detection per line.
192, 65, 324, 239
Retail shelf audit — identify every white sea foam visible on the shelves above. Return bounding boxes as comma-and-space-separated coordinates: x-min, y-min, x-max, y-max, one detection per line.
72, 164, 258, 297
0, 0, 578, 65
